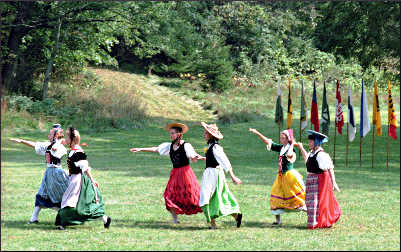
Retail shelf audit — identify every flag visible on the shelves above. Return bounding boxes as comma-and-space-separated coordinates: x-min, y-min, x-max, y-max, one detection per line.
335, 80, 344, 135
286, 78, 293, 129
311, 80, 319, 131
388, 80, 398, 139
275, 79, 283, 127
373, 77, 382, 136
321, 81, 330, 135
348, 86, 356, 141
360, 79, 370, 137
300, 79, 308, 130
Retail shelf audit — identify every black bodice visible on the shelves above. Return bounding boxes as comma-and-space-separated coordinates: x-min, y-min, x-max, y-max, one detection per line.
306, 150, 323, 174
67, 151, 87, 175
205, 142, 219, 168
169, 142, 190, 168
45, 142, 61, 166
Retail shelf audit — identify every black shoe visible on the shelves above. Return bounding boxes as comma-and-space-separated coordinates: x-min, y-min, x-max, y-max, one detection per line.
104, 216, 111, 229
57, 226, 65, 230
236, 213, 243, 228
27, 220, 39, 224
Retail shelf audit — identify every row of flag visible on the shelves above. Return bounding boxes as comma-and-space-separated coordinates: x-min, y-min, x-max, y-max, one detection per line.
274, 78, 398, 140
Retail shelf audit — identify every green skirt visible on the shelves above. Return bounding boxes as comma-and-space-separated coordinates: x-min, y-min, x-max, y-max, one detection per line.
55, 173, 105, 226
201, 168, 241, 222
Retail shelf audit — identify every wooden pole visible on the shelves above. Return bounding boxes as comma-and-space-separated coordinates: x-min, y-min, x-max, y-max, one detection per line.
359, 136, 362, 167
386, 124, 389, 171
299, 117, 302, 156
372, 125, 375, 169
278, 123, 281, 143
334, 122, 337, 165
345, 120, 349, 167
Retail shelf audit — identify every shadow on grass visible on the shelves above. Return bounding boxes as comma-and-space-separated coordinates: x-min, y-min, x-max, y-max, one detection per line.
2, 220, 57, 231
110, 219, 209, 230
234, 220, 307, 230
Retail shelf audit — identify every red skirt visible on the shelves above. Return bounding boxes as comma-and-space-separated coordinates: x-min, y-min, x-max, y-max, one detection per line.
163, 165, 202, 215
306, 171, 341, 229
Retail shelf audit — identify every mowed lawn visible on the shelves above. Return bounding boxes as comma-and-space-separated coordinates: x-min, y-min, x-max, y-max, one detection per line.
1, 119, 400, 250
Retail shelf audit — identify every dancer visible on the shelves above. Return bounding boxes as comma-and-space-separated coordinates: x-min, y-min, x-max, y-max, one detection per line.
130, 123, 203, 223
10, 124, 69, 224
249, 128, 306, 225
199, 122, 242, 229
296, 130, 341, 229
55, 127, 111, 230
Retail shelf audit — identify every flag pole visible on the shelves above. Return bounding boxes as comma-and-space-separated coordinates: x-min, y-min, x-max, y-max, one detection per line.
334, 122, 337, 165
299, 114, 302, 156
372, 125, 375, 169
360, 135, 362, 167
386, 124, 389, 171
345, 118, 349, 167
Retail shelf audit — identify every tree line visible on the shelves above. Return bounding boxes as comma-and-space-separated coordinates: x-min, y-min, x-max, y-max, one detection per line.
1, 1, 399, 100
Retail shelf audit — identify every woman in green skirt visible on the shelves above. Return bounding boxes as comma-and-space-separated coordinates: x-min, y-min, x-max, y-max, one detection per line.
199, 122, 243, 229
55, 127, 111, 230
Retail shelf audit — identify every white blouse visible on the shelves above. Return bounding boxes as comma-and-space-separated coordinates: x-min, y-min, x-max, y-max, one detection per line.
157, 142, 198, 161
209, 143, 232, 173
68, 148, 91, 173
308, 148, 334, 171
35, 140, 67, 159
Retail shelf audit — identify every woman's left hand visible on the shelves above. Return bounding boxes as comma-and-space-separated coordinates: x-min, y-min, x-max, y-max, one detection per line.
92, 180, 99, 188
333, 183, 341, 192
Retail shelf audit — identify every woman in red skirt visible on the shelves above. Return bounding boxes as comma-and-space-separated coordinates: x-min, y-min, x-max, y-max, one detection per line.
130, 123, 203, 223
297, 130, 341, 229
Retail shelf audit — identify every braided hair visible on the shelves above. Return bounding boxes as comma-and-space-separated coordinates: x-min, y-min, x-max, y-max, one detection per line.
69, 126, 76, 148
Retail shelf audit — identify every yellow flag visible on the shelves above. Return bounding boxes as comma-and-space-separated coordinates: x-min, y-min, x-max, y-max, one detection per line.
388, 80, 398, 140
286, 78, 293, 129
373, 77, 382, 136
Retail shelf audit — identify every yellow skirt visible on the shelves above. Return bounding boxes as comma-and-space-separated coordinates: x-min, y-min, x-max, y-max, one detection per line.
270, 169, 306, 212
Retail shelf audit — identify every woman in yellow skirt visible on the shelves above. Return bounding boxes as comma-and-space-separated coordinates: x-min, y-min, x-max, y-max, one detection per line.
249, 128, 306, 225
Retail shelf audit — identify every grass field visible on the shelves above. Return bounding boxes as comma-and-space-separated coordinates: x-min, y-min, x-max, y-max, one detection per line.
2, 117, 400, 250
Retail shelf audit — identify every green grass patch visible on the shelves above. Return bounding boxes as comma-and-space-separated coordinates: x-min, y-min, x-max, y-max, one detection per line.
1, 119, 400, 250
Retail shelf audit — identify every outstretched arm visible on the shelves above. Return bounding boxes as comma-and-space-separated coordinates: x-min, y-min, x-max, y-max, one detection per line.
249, 128, 271, 145
130, 147, 158, 153
294, 142, 308, 162
10, 138, 36, 148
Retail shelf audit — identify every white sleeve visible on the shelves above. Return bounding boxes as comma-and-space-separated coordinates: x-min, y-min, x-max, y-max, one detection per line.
157, 142, 171, 156
316, 152, 334, 171
74, 160, 90, 173
184, 143, 197, 160
34, 142, 50, 156
50, 143, 67, 159
213, 145, 232, 173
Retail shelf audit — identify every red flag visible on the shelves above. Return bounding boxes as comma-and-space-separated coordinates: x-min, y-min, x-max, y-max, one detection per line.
335, 80, 344, 135
311, 80, 319, 131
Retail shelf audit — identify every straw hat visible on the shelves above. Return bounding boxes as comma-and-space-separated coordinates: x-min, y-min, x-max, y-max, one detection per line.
165, 123, 188, 134
201, 122, 224, 139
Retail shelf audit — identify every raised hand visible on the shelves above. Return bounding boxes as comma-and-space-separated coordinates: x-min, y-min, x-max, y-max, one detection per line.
10, 138, 22, 143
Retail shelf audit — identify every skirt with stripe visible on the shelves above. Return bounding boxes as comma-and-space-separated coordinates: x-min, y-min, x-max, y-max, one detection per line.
306, 172, 341, 229
36, 166, 69, 207
270, 169, 306, 215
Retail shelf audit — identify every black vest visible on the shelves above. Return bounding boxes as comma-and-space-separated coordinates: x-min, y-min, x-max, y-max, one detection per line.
67, 151, 87, 175
306, 150, 323, 174
45, 142, 61, 166
206, 142, 219, 168
169, 142, 190, 168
